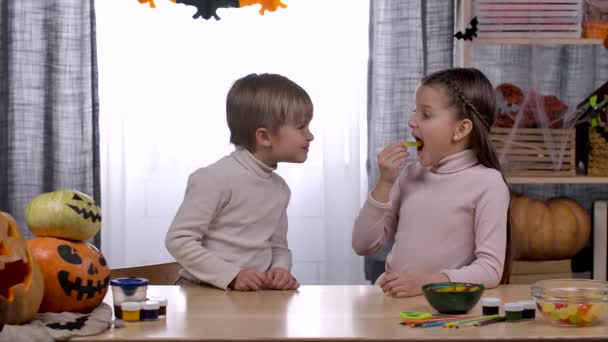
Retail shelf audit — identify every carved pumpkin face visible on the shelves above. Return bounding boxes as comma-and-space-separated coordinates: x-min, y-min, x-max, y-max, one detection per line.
27, 237, 110, 313
0, 212, 44, 324
26, 190, 101, 241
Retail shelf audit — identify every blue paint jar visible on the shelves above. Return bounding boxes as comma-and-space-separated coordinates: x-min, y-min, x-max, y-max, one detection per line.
141, 301, 160, 320
148, 296, 168, 317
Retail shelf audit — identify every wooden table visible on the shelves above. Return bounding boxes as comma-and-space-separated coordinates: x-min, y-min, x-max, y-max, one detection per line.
75, 285, 608, 341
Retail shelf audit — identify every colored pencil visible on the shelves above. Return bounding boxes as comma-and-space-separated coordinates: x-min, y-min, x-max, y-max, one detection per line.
443, 314, 500, 328
402, 315, 474, 326
455, 316, 503, 329
420, 319, 468, 328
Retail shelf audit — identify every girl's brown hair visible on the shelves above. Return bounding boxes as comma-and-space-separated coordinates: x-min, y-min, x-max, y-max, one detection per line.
421, 67, 512, 284
226, 73, 313, 152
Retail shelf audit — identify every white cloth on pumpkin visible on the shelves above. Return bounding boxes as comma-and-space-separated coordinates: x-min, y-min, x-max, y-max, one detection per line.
0, 303, 112, 342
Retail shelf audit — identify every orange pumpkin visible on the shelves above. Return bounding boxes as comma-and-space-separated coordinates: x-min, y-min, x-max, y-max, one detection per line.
27, 237, 110, 313
0, 212, 44, 324
511, 195, 590, 260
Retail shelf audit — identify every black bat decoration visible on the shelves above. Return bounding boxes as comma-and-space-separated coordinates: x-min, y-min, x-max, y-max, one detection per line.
454, 17, 478, 41
175, 0, 239, 20
46, 316, 90, 331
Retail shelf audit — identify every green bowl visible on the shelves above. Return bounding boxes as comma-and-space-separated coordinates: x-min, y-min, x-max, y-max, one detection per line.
421, 282, 485, 314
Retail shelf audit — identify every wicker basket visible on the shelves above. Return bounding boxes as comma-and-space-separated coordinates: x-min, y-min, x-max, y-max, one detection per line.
588, 127, 608, 176
491, 127, 576, 176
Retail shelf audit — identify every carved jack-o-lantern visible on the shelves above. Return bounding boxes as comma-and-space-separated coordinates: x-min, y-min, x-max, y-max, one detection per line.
0, 212, 44, 324
26, 190, 101, 241
27, 237, 110, 313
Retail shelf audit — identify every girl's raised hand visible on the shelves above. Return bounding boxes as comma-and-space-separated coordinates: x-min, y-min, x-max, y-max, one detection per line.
371, 143, 409, 203
377, 142, 409, 186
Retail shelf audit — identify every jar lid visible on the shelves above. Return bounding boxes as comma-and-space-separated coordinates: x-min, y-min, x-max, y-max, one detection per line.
481, 297, 501, 306
518, 300, 536, 310
110, 277, 150, 288
142, 301, 160, 310
148, 296, 168, 306
504, 302, 523, 311
121, 301, 142, 311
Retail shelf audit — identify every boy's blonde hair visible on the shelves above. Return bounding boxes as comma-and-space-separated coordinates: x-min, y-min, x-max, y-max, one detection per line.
226, 73, 313, 151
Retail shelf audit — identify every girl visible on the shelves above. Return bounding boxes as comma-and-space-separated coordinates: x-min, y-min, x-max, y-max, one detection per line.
352, 68, 510, 298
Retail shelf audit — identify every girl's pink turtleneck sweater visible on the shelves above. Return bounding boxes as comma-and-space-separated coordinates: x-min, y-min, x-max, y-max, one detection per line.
352, 149, 509, 288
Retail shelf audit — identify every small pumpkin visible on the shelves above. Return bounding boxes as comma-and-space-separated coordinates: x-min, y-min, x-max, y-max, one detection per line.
27, 237, 110, 313
0, 212, 44, 324
511, 195, 590, 260
26, 190, 101, 241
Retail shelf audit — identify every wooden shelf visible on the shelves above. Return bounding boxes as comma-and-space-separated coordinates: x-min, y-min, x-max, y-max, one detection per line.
472, 38, 605, 46
507, 176, 608, 185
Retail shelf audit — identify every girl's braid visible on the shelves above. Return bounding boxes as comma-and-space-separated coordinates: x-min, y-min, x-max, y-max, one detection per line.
444, 78, 491, 131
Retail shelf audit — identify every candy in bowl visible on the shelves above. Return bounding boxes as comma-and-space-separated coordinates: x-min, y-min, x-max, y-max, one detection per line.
531, 279, 608, 327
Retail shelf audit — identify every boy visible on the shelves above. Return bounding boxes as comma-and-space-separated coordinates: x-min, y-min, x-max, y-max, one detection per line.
166, 73, 314, 291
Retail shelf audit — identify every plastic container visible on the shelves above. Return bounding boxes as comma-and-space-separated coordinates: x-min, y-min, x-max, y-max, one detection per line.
141, 301, 160, 320
481, 297, 501, 316
532, 279, 608, 327
504, 302, 523, 322
519, 300, 536, 319
121, 301, 142, 321
148, 296, 168, 316
110, 277, 149, 319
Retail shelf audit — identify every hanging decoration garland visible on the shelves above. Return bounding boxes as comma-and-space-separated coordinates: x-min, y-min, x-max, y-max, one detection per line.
137, 0, 287, 20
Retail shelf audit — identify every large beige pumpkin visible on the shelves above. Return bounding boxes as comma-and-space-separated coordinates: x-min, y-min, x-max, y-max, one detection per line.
510, 195, 590, 260
25, 190, 101, 241
0, 212, 44, 324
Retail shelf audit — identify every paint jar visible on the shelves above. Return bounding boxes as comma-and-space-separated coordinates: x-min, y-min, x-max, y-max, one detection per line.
519, 300, 536, 319
110, 277, 149, 319
481, 297, 501, 316
121, 301, 142, 322
148, 296, 168, 317
504, 302, 523, 322
141, 301, 160, 320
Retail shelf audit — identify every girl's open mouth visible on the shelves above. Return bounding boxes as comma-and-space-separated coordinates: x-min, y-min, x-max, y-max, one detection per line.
415, 138, 424, 151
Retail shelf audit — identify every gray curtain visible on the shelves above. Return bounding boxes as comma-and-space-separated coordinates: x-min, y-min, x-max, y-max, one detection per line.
365, 0, 454, 282
0, 0, 100, 243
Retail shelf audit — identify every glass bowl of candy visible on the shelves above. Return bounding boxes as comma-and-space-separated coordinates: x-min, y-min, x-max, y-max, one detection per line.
531, 279, 608, 327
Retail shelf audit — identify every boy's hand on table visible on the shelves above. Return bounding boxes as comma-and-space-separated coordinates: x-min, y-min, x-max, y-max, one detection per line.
378, 271, 448, 298
265, 267, 299, 290
229, 268, 268, 291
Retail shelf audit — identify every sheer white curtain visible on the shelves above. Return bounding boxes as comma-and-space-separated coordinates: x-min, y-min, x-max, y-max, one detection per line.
96, 0, 368, 284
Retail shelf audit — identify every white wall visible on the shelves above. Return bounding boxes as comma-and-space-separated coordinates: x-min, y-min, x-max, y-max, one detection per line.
96, 0, 369, 284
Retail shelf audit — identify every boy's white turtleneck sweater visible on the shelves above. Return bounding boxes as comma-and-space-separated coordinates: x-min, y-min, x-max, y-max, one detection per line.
166, 147, 292, 290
